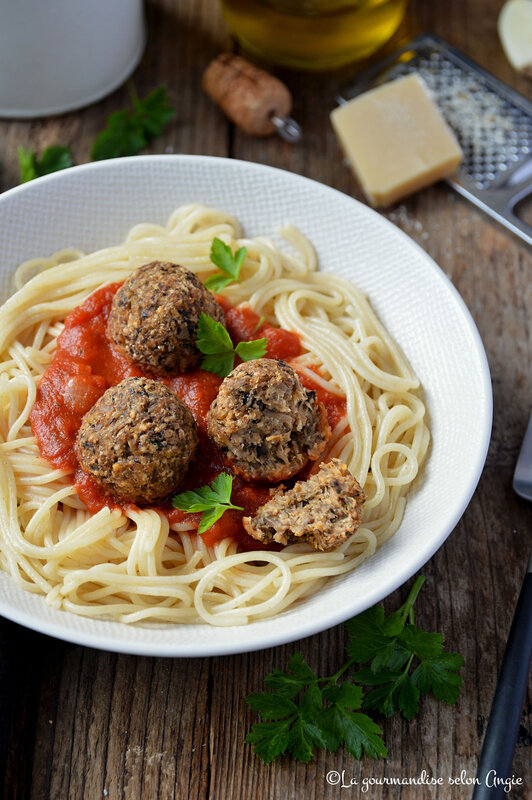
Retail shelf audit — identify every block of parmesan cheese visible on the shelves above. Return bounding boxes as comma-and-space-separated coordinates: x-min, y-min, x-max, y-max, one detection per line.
330, 73, 463, 207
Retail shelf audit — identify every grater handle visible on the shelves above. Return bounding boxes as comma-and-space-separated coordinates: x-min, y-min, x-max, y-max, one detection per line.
452, 177, 532, 249
501, 177, 532, 249
505, 211, 532, 249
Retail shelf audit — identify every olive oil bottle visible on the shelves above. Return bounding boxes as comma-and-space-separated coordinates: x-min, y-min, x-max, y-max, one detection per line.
220, 0, 408, 70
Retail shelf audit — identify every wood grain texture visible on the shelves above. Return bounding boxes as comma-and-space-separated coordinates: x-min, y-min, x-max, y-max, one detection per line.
0, 0, 531, 797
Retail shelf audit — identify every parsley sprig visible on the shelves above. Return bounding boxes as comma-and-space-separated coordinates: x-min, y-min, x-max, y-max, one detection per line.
172, 473, 243, 534
18, 145, 74, 183
247, 654, 387, 764
18, 86, 175, 182
196, 313, 267, 378
246, 576, 464, 763
204, 238, 247, 292
91, 86, 175, 160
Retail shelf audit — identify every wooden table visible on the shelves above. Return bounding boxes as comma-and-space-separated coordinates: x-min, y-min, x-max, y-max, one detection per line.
0, 0, 531, 797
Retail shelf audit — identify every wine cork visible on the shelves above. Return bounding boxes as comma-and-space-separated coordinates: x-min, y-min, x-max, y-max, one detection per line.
202, 53, 293, 136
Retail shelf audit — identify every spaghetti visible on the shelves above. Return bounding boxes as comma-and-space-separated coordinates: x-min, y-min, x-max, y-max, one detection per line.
0, 204, 429, 625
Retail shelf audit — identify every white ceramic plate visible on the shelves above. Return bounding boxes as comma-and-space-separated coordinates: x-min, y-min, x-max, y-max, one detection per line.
0, 155, 492, 656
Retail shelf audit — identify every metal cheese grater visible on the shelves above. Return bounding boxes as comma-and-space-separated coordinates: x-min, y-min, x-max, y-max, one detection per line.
337, 33, 532, 248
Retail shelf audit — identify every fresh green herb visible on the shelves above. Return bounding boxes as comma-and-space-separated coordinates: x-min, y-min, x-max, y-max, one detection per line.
18, 145, 74, 183
172, 473, 243, 534
18, 86, 176, 183
246, 653, 387, 764
91, 86, 175, 160
246, 576, 463, 763
204, 238, 247, 292
196, 313, 267, 378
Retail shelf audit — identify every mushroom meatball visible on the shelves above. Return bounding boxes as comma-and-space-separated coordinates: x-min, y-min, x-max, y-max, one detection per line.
107, 261, 225, 374
75, 377, 198, 504
207, 358, 330, 482
243, 459, 365, 551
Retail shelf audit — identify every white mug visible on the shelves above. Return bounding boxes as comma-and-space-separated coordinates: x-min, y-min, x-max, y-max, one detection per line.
0, 0, 146, 118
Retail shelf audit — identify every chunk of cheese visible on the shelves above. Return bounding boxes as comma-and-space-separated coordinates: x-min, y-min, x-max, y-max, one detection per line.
330, 73, 463, 207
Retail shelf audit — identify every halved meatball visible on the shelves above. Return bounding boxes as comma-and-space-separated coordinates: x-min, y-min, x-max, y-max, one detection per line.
75, 377, 198, 504
243, 459, 365, 551
107, 261, 225, 374
207, 358, 330, 482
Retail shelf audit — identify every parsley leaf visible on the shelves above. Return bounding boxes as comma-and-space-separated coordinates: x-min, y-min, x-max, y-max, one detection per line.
196, 314, 234, 354
236, 339, 268, 362
196, 313, 267, 378
90, 110, 146, 160
410, 652, 464, 704
91, 86, 175, 160
362, 672, 421, 720
199, 351, 236, 380
245, 655, 329, 764
132, 86, 176, 138
264, 652, 319, 699
245, 720, 292, 764
18, 148, 37, 183
318, 682, 387, 759
245, 575, 464, 763
172, 472, 243, 534
247, 692, 299, 720
18, 145, 74, 183
345, 605, 408, 669
399, 625, 444, 661
205, 238, 247, 291
287, 719, 323, 763
343, 712, 388, 759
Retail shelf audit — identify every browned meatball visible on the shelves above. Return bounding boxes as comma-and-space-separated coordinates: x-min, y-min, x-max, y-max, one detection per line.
243, 459, 365, 551
75, 377, 198, 504
207, 359, 330, 482
107, 261, 225, 374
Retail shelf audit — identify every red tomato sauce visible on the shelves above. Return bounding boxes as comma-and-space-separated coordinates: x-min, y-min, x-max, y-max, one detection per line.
30, 284, 347, 551
297, 368, 348, 429
222, 302, 302, 361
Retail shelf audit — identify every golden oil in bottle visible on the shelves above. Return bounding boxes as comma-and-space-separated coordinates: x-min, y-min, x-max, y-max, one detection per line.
219, 0, 409, 70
